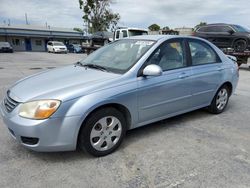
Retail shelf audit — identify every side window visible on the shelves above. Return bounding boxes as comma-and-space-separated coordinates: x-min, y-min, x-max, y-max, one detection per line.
197, 27, 207, 32
146, 41, 186, 71
122, 30, 128, 38
115, 31, 120, 39
220, 26, 232, 32
207, 26, 217, 32
189, 40, 220, 65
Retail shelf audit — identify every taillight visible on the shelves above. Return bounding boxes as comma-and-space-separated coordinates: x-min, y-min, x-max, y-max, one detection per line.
235, 62, 239, 76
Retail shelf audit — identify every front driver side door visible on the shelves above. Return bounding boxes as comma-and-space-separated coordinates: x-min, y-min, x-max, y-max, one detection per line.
137, 39, 193, 125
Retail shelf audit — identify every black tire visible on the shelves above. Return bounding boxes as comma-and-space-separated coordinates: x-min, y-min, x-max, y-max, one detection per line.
207, 85, 229, 114
78, 107, 127, 157
104, 40, 109, 45
237, 63, 242, 67
233, 39, 247, 52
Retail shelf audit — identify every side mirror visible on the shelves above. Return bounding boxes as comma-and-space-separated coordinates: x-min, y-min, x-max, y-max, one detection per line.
228, 30, 235, 35
143, 64, 162, 77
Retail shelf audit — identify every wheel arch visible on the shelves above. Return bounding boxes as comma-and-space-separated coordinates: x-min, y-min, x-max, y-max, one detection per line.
232, 38, 248, 46
219, 81, 233, 97
76, 102, 132, 147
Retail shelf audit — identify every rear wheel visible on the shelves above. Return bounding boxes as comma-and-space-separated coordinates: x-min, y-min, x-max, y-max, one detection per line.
208, 85, 229, 114
233, 39, 247, 52
78, 108, 127, 157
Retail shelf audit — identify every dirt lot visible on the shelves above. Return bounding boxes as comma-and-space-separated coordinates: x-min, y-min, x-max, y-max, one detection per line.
0, 52, 250, 188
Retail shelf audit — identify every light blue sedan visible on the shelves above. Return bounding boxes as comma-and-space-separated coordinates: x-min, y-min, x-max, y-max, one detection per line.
0, 35, 239, 156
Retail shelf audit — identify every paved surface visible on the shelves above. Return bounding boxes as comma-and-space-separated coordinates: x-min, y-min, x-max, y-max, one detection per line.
0, 52, 250, 188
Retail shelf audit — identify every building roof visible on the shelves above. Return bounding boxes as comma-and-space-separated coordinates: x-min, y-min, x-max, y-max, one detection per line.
0, 24, 81, 32
0, 24, 84, 39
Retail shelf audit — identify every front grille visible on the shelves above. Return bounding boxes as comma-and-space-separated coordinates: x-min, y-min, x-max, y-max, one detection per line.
4, 91, 19, 113
59, 48, 65, 50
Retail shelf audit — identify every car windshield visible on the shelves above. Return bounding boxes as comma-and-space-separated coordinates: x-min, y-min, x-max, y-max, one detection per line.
80, 39, 155, 74
53, 42, 64, 46
0, 42, 11, 47
233, 25, 250, 32
128, 30, 148, 36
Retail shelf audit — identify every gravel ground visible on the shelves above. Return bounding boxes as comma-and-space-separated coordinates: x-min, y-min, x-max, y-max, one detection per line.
0, 52, 250, 188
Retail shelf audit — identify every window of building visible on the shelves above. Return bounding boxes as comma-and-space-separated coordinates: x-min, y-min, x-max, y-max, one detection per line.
12, 39, 20, 46
35, 40, 42, 46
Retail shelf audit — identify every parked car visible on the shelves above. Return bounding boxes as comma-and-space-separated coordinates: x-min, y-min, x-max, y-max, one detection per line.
0, 42, 13, 53
193, 23, 250, 52
0, 36, 239, 157
47, 41, 67, 53
67, 44, 83, 53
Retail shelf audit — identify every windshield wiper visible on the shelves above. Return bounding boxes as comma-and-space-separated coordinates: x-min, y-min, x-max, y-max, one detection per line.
82, 63, 108, 72
75, 62, 109, 72
75, 61, 83, 66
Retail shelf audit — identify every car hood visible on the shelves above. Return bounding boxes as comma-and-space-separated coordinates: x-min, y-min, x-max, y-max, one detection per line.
9, 65, 121, 102
53, 45, 66, 48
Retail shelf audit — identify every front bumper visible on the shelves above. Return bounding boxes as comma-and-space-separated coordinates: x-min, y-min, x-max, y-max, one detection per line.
54, 48, 67, 53
0, 48, 13, 52
0, 101, 82, 152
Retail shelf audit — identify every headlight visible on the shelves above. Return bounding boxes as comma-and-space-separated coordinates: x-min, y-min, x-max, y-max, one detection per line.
19, 100, 61, 120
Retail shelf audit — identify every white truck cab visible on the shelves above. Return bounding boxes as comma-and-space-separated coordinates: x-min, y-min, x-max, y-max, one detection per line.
114, 27, 148, 40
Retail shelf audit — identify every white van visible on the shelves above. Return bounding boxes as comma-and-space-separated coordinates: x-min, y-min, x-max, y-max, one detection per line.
47, 41, 67, 53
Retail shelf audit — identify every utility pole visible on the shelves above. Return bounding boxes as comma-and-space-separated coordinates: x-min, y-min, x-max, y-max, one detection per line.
25, 13, 29, 25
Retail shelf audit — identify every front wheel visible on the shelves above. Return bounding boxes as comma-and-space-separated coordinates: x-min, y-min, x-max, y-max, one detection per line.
78, 108, 127, 157
208, 85, 229, 114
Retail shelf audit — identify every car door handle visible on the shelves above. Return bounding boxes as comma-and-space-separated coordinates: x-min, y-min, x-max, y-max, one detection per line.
179, 73, 189, 79
217, 67, 225, 71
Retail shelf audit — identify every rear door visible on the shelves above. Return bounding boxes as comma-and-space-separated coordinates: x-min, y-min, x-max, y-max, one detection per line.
187, 39, 224, 107
210, 25, 235, 48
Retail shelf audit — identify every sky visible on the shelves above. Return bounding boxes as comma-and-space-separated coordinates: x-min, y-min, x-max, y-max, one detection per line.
0, 0, 250, 29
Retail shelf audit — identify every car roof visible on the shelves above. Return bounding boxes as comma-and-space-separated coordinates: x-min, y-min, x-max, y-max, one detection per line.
199, 23, 236, 27
48, 41, 64, 43
124, 35, 203, 41
126, 35, 174, 41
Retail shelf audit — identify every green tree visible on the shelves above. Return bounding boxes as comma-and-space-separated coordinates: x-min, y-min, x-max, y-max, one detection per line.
79, 0, 120, 33
148, 24, 161, 31
162, 26, 170, 30
73, 27, 83, 32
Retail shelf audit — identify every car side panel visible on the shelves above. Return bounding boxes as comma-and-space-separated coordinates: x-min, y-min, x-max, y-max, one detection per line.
190, 63, 225, 107
137, 67, 193, 124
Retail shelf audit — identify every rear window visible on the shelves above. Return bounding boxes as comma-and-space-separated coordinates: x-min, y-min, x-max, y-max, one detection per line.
188, 40, 221, 65
197, 26, 219, 32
